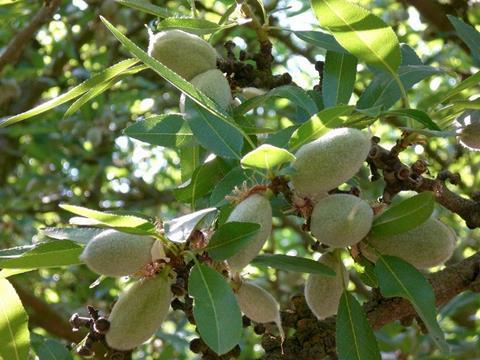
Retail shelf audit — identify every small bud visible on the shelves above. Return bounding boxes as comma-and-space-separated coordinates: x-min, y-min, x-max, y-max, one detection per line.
93, 317, 110, 334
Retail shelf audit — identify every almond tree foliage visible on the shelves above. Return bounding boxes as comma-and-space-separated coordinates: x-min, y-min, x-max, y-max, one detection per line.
1, 0, 480, 359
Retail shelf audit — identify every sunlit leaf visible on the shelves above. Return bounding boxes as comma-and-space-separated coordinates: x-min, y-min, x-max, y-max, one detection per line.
0, 279, 30, 360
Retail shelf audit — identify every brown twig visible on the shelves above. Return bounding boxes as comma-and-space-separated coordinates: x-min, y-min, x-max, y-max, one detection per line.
0, 0, 62, 74
367, 140, 480, 229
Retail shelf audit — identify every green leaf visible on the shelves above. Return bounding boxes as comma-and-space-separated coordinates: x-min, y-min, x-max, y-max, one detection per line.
174, 159, 227, 203
184, 101, 243, 159
0, 279, 30, 360
241, 144, 295, 170
164, 208, 217, 243
100, 17, 252, 149
114, 0, 176, 17
0, 58, 138, 128
40, 227, 104, 245
375, 255, 448, 352
209, 167, 254, 207
265, 126, 299, 149
336, 291, 381, 360
64, 64, 146, 117
0, 241, 83, 269
188, 264, 242, 355
310, 0, 401, 74
385, 109, 441, 131
157, 17, 238, 35
440, 71, 480, 103
31, 333, 72, 360
323, 51, 357, 108
124, 114, 193, 148
357, 65, 440, 110
234, 85, 318, 117
370, 192, 435, 238
294, 30, 347, 54
251, 254, 336, 276
205, 222, 261, 260
288, 105, 354, 151
353, 256, 378, 288
179, 146, 201, 182
447, 15, 480, 66
59, 204, 155, 234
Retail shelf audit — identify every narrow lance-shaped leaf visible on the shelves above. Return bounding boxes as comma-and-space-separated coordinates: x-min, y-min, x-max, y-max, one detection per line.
188, 264, 242, 354
251, 254, 336, 276
289, 105, 355, 151
59, 204, 155, 234
336, 291, 381, 360
310, 0, 401, 74
0, 58, 138, 128
294, 30, 348, 54
323, 51, 357, 108
385, 109, 441, 131
184, 100, 243, 159
357, 65, 441, 111
234, 85, 318, 117
205, 222, 261, 260
370, 192, 435, 238
124, 114, 193, 148
0, 278, 30, 360
0, 241, 83, 269
164, 207, 217, 243
114, 0, 176, 17
375, 255, 449, 352
447, 15, 480, 66
440, 71, 480, 103
64, 64, 147, 117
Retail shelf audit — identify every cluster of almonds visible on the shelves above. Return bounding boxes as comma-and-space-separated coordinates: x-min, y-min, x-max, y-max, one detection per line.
75, 29, 459, 356
147, 29, 233, 112
289, 127, 456, 319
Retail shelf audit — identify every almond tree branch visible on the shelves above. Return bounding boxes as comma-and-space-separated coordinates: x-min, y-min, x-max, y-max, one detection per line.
367, 139, 480, 229
0, 0, 62, 74
262, 252, 480, 359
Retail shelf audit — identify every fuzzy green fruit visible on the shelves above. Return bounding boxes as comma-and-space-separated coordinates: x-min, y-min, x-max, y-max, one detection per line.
226, 194, 272, 272
179, 69, 232, 112
148, 30, 217, 80
291, 128, 371, 199
310, 194, 373, 248
360, 218, 456, 269
106, 273, 172, 350
80, 229, 155, 277
458, 122, 480, 151
235, 281, 284, 338
304, 253, 348, 320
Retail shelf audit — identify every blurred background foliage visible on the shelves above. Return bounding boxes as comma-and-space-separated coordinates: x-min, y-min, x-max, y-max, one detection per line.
0, 0, 480, 359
